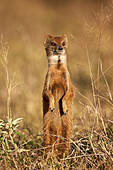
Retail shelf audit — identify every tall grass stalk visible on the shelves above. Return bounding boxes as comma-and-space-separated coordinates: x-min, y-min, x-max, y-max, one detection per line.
0, 35, 11, 118
0, 36, 21, 119
85, 45, 96, 107
0, 36, 22, 153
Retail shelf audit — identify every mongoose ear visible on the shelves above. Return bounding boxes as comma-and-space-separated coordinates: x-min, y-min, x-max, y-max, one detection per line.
62, 34, 68, 44
43, 35, 52, 49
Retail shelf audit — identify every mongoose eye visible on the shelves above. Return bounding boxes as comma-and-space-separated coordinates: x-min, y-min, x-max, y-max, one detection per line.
51, 42, 56, 46
62, 42, 65, 46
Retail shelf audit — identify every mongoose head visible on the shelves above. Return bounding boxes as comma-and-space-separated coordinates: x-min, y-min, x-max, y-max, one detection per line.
43, 34, 68, 57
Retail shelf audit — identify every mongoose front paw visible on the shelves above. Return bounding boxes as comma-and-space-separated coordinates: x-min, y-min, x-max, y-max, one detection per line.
49, 107, 55, 112
49, 98, 55, 112
62, 100, 68, 115
64, 109, 68, 115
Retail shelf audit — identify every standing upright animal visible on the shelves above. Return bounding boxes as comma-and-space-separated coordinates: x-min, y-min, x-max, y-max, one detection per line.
42, 34, 74, 157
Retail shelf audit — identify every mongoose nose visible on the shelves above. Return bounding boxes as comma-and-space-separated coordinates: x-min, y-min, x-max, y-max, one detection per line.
58, 46, 63, 51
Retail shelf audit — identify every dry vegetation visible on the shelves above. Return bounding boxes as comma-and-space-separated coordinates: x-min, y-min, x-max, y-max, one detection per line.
0, 0, 113, 169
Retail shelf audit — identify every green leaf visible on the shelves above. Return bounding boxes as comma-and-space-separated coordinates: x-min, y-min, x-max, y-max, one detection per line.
15, 131, 27, 144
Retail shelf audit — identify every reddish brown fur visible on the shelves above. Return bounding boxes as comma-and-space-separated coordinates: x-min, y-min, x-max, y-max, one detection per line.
42, 34, 74, 157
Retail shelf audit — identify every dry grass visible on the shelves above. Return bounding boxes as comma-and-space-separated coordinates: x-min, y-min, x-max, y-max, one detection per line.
0, 0, 113, 169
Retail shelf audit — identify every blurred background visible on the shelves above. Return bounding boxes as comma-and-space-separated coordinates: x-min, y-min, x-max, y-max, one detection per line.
0, 0, 113, 133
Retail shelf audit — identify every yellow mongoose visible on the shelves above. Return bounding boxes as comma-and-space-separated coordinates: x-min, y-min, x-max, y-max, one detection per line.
43, 34, 74, 157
